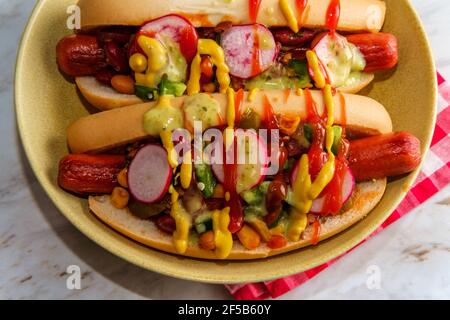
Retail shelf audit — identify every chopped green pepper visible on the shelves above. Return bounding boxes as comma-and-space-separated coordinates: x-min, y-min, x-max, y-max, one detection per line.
239, 108, 262, 129
303, 123, 313, 143
331, 125, 343, 155
288, 59, 312, 88
135, 85, 158, 101
159, 74, 187, 97
194, 164, 216, 198
240, 181, 271, 205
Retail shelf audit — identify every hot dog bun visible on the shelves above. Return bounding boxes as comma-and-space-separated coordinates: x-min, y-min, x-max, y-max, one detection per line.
78, 0, 386, 33
89, 177, 386, 260
76, 77, 143, 111
67, 89, 393, 154
76, 73, 376, 111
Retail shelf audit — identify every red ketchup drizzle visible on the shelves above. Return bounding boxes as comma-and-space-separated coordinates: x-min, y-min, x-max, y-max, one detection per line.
251, 25, 262, 77
249, 0, 263, 23
295, 0, 308, 27
326, 0, 341, 33
179, 25, 199, 62
262, 94, 279, 130
304, 89, 327, 180
234, 89, 245, 125
223, 135, 244, 234
339, 92, 347, 136
312, 219, 321, 245
321, 93, 349, 215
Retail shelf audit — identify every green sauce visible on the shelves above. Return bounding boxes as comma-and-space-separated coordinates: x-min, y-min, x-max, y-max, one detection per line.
143, 96, 184, 136
184, 93, 221, 129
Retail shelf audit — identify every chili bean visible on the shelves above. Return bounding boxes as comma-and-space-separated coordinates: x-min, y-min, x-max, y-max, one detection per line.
155, 215, 176, 234
104, 41, 130, 73
272, 28, 317, 46
95, 69, 116, 86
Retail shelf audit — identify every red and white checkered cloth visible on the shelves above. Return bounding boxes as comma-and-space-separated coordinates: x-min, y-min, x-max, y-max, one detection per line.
226, 72, 450, 300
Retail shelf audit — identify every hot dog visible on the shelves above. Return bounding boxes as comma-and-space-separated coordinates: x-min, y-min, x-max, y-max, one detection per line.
58, 85, 422, 259
58, 154, 126, 194
55, 0, 397, 111
348, 132, 422, 181
54, 1, 421, 260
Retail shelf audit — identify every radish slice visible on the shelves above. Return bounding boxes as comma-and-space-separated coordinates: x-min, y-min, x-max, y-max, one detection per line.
311, 33, 356, 88
127, 144, 172, 204
211, 131, 268, 193
310, 166, 355, 214
221, 24, 277, 79
138, 14, 198, 61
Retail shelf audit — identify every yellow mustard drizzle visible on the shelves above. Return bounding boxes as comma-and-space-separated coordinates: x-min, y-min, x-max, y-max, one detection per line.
306, 50, 326, 89
169, 186, 192, 254
187, 39, 230, 95
287, 84, 337, 241
187, 54, 202, 96
224, 88, 236, 150
210, 86, 235, 258
226, 87, 236, 128
248, 88, 260, 102
132, 36, 168, 87
160, 130, 179, 169
212, 208, 233, 259
287, 154, 312, 241
279, 0, 299, 33
180, 151, 193, 189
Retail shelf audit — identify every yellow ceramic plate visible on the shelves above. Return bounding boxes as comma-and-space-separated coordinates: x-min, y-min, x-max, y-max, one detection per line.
15, 0, 436, 283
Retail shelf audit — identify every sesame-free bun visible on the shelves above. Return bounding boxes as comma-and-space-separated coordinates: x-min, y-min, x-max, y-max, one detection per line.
76, 77, 143, 111
89, 178, 386, 260
78, 0, 386, 33
67, 89, 393, 154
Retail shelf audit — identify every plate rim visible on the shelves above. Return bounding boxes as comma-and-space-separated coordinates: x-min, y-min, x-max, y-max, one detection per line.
14, 0, 437, 284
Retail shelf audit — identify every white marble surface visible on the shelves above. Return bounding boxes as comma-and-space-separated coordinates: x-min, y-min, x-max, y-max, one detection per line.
1, 0, 450, 300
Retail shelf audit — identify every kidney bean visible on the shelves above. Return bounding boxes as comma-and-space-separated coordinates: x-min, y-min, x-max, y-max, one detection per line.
277, 144, 288, 173
286, 139, 304, 157
205, 198, 224, 211
155, 215, 176, 234
264, 178, 287, 225
95, 69, 117, 86
98, 32, 132, 45
104, 41, 130, 73
215, 21, 233, 33
272, 28, 318, 46
230, 75, 245, 91
196, 27, 217, 40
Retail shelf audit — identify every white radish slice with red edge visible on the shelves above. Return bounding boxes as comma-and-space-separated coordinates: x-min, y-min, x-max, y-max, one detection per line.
138, 14, 198, 61
221, 24, 277, 79
211, 131, 268, 193
310, 166, 355, 214
127, 144, 172, 204
311, 32, 355, 88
